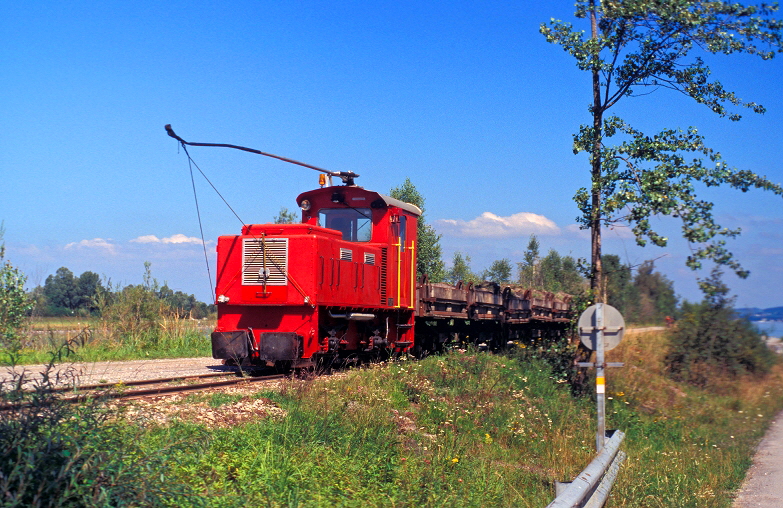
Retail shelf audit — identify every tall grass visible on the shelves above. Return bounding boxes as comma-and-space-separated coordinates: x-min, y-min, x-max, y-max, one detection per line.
11, 314, 212, 365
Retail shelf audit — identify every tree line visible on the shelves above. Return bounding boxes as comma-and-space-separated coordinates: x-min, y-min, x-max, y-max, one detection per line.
28, 263, 215, 319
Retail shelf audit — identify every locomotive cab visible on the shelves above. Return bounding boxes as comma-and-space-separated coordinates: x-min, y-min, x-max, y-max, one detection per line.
211, 181, 420, 369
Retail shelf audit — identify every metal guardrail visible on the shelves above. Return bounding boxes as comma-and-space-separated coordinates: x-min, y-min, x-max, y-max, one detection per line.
548, 430, 626, 508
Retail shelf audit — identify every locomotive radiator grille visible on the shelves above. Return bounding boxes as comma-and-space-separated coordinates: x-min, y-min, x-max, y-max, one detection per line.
242, 238, 288, 286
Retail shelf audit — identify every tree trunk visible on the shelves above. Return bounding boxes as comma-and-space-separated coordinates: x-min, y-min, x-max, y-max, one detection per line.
590, 0, 604, 302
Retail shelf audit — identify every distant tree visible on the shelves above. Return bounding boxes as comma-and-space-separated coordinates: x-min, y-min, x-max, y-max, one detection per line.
517, 238, 585, 294
517, 235, 541, 288
445, 252, 479, 285
482, 259, 513, 284
538, 249, 585, 295
390, 178, 446, 282
602, 254, 637, 316
541, 1, 783, 298
634, 260, 678, 323
158, 284, 210, 319
76, 271, 103, 314
43, 267, 78, 314
273, 207, 298, 224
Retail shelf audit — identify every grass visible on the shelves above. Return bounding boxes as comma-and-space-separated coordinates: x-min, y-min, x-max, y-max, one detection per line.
605, 328, 783, 506
7, 316, 212, 365
147, 352, 593, 506
124, 329, 783, 506
5, 326, 782, 506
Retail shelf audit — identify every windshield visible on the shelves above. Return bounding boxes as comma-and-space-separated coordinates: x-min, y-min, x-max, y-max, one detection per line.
318, 208, 372, 242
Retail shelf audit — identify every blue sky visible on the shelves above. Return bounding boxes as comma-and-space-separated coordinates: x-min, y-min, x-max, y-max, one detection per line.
2, 1, 781, 308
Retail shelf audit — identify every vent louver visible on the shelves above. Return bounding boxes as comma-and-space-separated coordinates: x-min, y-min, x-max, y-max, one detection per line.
242, 238, 288, 286
364, 253, 375, 265
340, 248, 353, 261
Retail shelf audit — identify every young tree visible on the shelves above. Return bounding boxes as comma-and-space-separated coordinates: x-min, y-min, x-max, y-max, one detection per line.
273, 207, 299, 224
666, 267, 773, 385
444, 251, 479, 285
541, 1, 783, 299
0, 225, 31, 351
390, 178, 446, 282
516, 234, 541, 287
482, 259, 513, 284
633, 260, 678, 323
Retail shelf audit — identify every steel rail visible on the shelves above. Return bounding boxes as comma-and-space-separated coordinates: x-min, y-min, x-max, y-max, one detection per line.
0, 374, 287, 410
53, 371, 238, 392
0, 371, 238, 393
108, 373, 287, 401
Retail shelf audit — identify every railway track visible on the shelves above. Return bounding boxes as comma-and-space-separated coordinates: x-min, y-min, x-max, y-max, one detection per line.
0, 372, 288, 410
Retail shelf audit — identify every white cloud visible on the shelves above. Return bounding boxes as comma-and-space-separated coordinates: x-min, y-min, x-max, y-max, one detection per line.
130, 234, 203, 245
64, 238, 117, 254
162, 234, 203, 244
130, 235, 162, 244
435, 211, 560, 237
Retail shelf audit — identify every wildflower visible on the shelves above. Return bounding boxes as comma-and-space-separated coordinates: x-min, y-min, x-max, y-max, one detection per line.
452, 457, 459, 463
484, 433, 493, 444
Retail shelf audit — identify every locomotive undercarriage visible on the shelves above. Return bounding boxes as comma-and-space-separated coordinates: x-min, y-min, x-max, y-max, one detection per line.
213, 304, 417, 373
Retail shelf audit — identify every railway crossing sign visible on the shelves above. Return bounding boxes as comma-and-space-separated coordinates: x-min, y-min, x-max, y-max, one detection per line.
576, 303, 625, 452
578, 304, 625, 351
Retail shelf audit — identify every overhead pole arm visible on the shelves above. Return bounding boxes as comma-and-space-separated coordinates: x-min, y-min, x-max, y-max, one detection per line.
165, 124, 359, 185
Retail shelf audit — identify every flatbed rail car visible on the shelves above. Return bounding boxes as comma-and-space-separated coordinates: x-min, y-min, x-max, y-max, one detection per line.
415, 280, 572, 353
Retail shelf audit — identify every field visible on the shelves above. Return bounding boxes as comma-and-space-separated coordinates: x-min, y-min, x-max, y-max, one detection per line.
14, 316, 212, 363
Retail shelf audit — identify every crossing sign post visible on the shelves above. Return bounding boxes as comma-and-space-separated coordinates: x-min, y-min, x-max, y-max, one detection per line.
577, 303, 625, 451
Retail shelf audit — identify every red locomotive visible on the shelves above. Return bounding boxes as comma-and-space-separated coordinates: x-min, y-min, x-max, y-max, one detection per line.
211, 176, 421, 369
165, 126, 572, 370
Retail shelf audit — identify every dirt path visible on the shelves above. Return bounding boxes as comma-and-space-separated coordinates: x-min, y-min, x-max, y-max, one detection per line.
733, 412, 783, 507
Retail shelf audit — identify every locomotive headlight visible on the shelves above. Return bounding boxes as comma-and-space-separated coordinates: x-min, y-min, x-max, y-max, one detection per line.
300, 199, 311, 211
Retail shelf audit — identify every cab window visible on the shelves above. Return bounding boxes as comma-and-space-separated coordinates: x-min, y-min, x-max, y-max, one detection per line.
318, 208, 372, 242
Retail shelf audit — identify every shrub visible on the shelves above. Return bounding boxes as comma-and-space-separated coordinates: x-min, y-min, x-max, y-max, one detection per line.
666, 301, 775, 386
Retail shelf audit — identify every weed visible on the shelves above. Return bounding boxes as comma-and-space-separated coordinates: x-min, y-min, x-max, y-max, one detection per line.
0, 333, 206, 506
